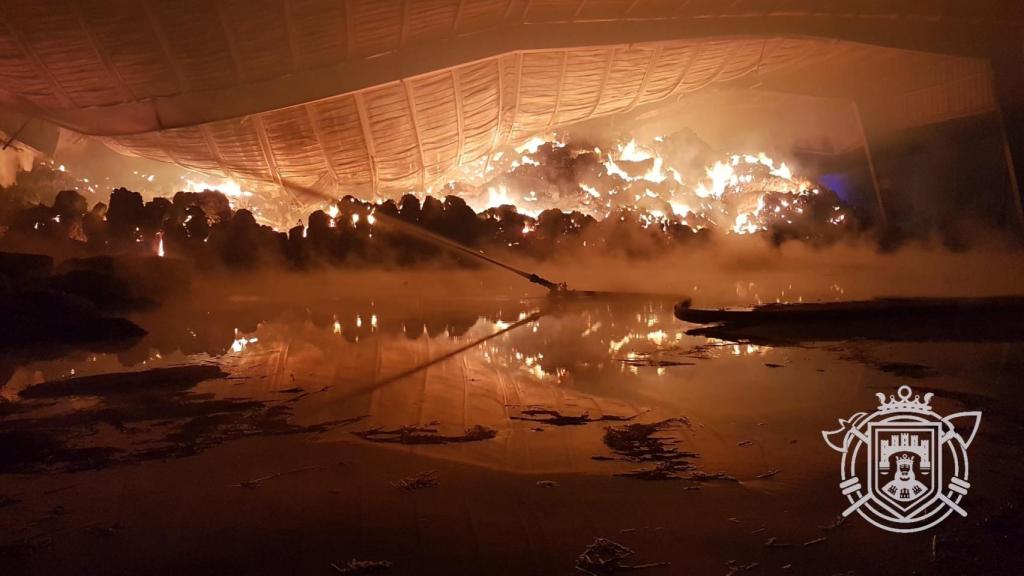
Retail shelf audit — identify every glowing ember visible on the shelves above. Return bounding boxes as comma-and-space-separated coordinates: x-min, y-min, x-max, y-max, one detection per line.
230, 329, 258, 353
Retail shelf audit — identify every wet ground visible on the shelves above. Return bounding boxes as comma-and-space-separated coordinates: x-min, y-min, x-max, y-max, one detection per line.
1, 274, 1022, 575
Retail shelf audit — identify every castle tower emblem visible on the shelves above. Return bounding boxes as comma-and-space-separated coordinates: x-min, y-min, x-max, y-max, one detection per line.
822, 385, 981, 533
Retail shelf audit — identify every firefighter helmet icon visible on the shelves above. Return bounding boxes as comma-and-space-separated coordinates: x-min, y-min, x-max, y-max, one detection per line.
822, 385, 981, 533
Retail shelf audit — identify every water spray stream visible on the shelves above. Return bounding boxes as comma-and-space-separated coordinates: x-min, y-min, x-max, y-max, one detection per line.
371, 210, 565, 292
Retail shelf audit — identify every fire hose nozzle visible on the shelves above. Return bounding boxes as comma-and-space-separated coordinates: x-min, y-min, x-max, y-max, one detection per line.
527, 273, 564, 292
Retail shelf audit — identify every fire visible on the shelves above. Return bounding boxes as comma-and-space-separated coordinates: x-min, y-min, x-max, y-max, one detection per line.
461, 132, 849, 237
230, 328, 258, 353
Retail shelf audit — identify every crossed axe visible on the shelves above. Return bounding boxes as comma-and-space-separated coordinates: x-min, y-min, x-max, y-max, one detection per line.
822, 411, 981, 519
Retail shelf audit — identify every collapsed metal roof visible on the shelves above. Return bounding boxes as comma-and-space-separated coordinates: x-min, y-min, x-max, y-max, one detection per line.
0, 0, 1016, 204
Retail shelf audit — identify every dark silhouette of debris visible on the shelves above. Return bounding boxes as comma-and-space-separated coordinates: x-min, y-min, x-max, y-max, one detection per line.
677, 297, 1024, 343
352, 424, 497, 444
618, 357, 695, 367
511, 407, 639, 426
575, 538, 670, 575
595, 418, 714, 481
2, 365, 355, 473
19, 365, 228, 398
391, 471, 438, 491
329, 559, 392, 574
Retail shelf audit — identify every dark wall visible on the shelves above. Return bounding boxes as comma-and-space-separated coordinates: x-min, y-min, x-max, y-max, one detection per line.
865, 112, 1018, 245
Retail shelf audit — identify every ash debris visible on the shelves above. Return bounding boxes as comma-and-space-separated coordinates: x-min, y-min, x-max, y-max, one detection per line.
596, 417, 732, 482
352, 424, 497, 445
0, 364, 355, 473
575, 537, 670, 575
510, 406, 640, 426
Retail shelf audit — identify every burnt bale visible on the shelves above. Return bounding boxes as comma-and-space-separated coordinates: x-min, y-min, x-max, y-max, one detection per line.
0, 251, 53, 289
52, 190, 88, 219
106, 188, 144, 240
0, 290, 146, 348
51, 255, 192, 310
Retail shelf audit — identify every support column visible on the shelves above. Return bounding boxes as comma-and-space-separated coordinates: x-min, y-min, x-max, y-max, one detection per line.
851, 100, 887, 228
990, 31, 1024, 233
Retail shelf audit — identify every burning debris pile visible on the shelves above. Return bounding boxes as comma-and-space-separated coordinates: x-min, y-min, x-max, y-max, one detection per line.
448, 133, 856, 239
0, 139, 855, 270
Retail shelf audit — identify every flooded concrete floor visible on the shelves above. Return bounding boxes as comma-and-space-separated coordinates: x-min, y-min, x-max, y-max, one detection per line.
1, 279, 1022, 575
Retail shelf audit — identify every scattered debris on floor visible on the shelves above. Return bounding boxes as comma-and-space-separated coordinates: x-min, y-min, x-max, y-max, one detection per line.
764, 536, 794, 548
352, 424, 497, 444
725, 559, 760, 575
737, 440, 754, 447
595, 418, 715, 481
391, 470, 438, 491
803, 537, 827, 546
575, 538, 670, 575
536, 480, 559, 488
0, 363, 358, 473
281, 385, 334, 403
329, 559, 392, 574
685, 471, 737, 482
510, 406, 640, 426
617, 356, 695, 368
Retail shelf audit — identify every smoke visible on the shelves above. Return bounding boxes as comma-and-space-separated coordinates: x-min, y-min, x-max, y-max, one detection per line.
167, 234, 1024, 327
0, 145, 35, 188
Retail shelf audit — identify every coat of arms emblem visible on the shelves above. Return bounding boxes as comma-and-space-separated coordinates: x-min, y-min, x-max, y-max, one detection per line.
822, 385, 981, 533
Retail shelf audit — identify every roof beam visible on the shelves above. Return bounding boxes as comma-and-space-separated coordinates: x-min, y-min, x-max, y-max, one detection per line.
586, 47, 616, 119
250, 114, 293, 203
10, 16, 1003, 136
547, 51, 569, 127
401, 80, 427, 191
353, 92, 379, 194
304, 104, 342, 192
451, 69, 466, 166
624, 45, 662, 112
0, 7, 75, 108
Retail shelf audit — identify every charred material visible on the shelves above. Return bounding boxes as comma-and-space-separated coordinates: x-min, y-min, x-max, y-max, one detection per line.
598, 418, 700, 480
0, 289, 145, 348
352, 424, 497, 445
511, 407, 638, 426
575, 538, 670, 575
675, 297, 1024, 343
1, 365, 350, 473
